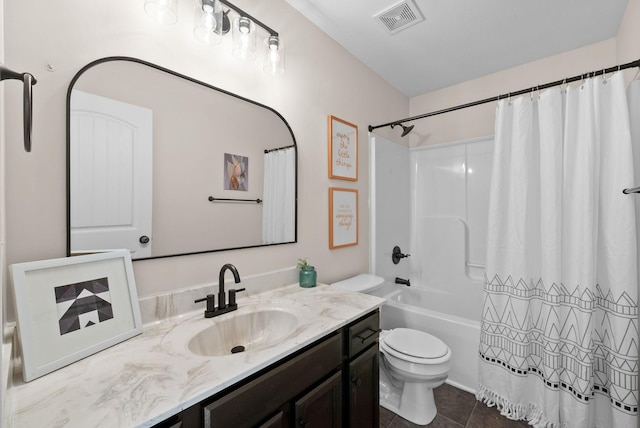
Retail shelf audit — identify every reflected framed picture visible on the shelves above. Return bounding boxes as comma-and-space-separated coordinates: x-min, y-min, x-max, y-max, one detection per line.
224, 153, 248, 191
329, 187, 358, 249
328, 115, 358, 181
9, 249, 142, 382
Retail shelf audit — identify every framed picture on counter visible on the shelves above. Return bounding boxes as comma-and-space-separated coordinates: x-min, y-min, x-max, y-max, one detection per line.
329, 187, 358, 249
10, 249, 142, 382
328, 115, 358, 181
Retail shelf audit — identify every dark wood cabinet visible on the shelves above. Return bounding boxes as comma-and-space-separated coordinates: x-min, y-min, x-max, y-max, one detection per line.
152, 309, 379, 428
258, 411, 284, 428
294, 371, 342, 428
343, 311, 380, 428
347, 344, 379, 427
203, 332, 342, 428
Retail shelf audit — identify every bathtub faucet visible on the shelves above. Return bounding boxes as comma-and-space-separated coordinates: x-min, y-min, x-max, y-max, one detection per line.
395, 277, 411, 287
392, 246, 411, 264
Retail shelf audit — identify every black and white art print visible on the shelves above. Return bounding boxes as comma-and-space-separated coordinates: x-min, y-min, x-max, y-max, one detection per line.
10, 250, 142, 382
55, 277, 113, 335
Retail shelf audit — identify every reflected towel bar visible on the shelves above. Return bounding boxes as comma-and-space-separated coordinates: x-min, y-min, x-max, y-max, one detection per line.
622, 186, 640, 194
208, 196, 262, 204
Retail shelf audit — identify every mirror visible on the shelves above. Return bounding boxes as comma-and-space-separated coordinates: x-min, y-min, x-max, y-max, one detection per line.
67, 57, 297, 260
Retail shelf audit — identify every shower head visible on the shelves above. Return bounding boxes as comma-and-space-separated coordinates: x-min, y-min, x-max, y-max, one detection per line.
391, 123, 414, 137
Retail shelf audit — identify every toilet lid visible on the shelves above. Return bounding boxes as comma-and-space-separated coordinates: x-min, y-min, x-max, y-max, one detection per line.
331, 274, 384, 293
383, 328, 448, 359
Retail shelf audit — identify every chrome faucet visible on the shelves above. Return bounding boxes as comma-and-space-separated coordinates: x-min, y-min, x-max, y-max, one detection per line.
194, 263, 245, 318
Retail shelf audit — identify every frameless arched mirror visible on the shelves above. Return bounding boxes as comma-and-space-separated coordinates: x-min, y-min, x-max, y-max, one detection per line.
67, 57, 297, 260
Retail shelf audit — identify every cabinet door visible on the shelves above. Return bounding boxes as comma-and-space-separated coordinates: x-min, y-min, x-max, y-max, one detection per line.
294, 371, 342, 428
259, 410, 285, 428
203, 333, 341, 428
348, 344, 379, 428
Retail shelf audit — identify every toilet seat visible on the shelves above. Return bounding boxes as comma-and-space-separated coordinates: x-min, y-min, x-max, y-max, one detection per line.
381, 328, 450, 363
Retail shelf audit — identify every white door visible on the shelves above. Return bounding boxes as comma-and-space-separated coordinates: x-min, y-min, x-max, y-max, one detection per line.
70, 90, 153, 258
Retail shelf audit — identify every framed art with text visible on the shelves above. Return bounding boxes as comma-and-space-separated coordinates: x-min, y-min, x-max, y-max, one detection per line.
328, 115, 358, 181
329, 187, 358, 249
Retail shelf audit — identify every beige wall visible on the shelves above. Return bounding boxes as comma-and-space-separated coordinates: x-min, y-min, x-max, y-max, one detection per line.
2, 0, 408, 305
407, 0, 640, 148
617, 0, 640, 83
407, 38, 618, 147
1, 0, 6, 423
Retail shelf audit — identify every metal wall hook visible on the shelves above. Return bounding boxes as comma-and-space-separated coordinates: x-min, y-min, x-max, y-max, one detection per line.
0, 66, 37, 152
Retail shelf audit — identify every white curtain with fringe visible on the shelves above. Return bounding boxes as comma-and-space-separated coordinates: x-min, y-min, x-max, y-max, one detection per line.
262, 147, 295, 244
476, 71, 639, 428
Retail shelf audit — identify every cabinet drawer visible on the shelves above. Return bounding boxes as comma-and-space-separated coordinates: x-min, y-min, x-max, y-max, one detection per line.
203, 332, 342, 428
347, 311, 380, 359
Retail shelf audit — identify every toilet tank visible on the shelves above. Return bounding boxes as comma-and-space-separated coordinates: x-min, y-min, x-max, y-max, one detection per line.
331, 274, 385, 294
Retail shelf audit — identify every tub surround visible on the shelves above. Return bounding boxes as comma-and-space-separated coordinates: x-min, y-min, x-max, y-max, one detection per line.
9, 278, 385, 427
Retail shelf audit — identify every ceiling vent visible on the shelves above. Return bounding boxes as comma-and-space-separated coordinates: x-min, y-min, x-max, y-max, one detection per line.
374, 0, 424, 35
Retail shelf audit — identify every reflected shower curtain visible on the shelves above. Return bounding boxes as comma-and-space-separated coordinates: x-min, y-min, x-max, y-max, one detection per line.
262, 147, 295, 244
477, 72, 639, 427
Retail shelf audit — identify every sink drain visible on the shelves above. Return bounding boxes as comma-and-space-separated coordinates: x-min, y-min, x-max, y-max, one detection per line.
231, 345, 245, 354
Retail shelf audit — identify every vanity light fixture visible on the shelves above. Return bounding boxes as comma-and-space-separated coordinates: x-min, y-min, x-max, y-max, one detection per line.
144, 0, 285, 75
144, 0, 179, 25
232, 16, 257, 60
193, 0, 226, 45
264, 35, 284, 76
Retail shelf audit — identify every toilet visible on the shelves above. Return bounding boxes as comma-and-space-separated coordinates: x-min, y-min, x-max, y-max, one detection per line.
332, 274, 451, 426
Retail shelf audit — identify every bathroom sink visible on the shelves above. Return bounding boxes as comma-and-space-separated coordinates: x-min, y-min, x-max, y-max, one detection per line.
187, 309, 299, 357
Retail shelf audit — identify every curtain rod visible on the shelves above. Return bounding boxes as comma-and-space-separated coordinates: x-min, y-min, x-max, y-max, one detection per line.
264, 144, 295, 153
368, 58, 640, 132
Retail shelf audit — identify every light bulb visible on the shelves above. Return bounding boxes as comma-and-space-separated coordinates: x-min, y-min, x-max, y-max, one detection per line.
268, 47, 280, 72
193, 0, 222, 45
144, 0, 178, 25
232, 17, 256, 61
239, 17, 251, 34
263, 36, 284, 75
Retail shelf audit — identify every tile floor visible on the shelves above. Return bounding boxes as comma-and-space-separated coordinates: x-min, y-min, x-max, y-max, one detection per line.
380, 383, 531, 428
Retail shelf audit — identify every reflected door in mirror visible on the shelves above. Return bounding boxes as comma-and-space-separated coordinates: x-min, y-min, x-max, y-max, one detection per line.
70, 90, 153, 258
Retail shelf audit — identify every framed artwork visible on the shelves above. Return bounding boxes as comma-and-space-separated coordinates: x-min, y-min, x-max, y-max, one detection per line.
328, 115, 358, 181
9, 249, 143, 382
329, 187, 358, 249
224, 153, 248, 191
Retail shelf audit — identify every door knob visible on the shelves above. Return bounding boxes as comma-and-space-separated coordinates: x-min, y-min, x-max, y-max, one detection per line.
139, 235, 150, 244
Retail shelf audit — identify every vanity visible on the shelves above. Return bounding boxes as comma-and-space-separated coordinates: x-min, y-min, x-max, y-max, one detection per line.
157, 308, 380, 428
9, 280, 384, 427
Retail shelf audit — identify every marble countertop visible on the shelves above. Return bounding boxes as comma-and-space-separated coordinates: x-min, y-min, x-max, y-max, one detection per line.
10, 283, 385, 428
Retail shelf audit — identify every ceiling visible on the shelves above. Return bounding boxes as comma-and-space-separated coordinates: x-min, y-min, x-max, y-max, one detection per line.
285, 0, 630, 97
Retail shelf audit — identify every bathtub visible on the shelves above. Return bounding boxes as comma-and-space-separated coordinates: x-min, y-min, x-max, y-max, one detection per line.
371, 282, 481, 393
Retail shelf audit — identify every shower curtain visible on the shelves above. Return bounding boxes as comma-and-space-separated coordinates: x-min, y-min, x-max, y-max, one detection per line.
477, 72, 639, 427
262, 147, 295, 244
